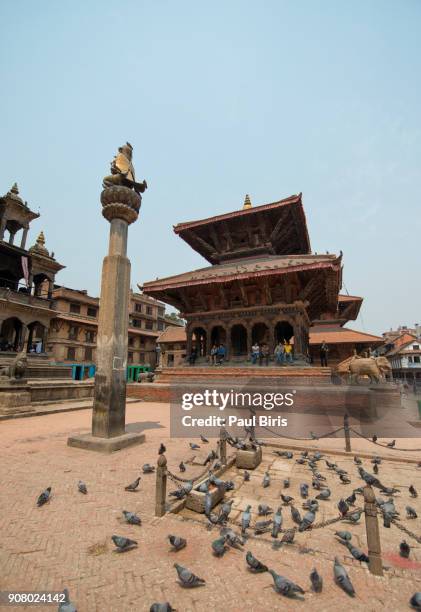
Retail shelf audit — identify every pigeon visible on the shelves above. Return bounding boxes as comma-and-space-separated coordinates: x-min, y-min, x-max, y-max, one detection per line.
326, 460, 337, 470
262, 472, 270, 488
37, 487, 51, 507
373, 463, 379, 475
409, 485, 418, 498
142, 464, 155, 474
196, 480, 209, 493
254, 520, 273, 534
204, 451, 217, 466
346, 542, 369, 563
168, 535, 186, 551
189, 442, 200, 450
410, 592, 421, 610
340, 474, 351, 484
224, 480, 235, 492
212, 535, 228, 557
77, 481, 87, 495
400, 540, 410, 558
243, 471, 250, 482
300, 483, 309, 498
345, 492, 356, 506
111, 535, 138, 551
122, 510, 141, 525
271, 507, 283, 538
204, 492, 213, 517
345, 510, 363, 524
302, 499, 318, 513
283, 478, 290, 488
338, 499, 349, 516
281, 529, 295, 544
299, 510, 315, 532
241, 505, 252, 534
281, 494, 294, 505
335, 530, 352, 541
217, 500, 234, 524
169, 481, 193, 499
125, 477, 141, 492
58, 588, 77, 612
353, 456, 362, 465
291, 506, 302, 525
372, 456, 382, 464
383, 512, 392, 528
174, 563, 205, 587
179, 462, 186, 473
246, 550, 268, 572
310, 431, 318, 440
269, 570, 305, 597
310, 567, 323, 593
200, 435, 209, 443
158, 443, 166, 455
333, 556, 355, 596
372, 434, 378, 443
258, 504, 273, 516
316, 488, 331, 501
387, 439, 396, 448
220, 527, 244, 549
406, 506, 418, 519
149, 604, 175, 612
296, 458, 306, 465
312, 479, 322, 490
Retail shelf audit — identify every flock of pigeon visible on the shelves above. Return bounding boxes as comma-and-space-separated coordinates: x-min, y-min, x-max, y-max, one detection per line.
34, 437, 421, 611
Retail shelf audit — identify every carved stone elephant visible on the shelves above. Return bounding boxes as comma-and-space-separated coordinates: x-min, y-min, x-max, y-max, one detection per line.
348, 356, 391, 384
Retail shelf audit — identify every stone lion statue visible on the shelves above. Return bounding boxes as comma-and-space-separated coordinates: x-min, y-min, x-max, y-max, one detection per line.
337, 355, 391, 385
0, 350, 28, 380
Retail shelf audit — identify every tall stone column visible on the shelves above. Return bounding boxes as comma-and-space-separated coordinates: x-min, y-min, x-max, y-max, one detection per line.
68, 143, 147, 453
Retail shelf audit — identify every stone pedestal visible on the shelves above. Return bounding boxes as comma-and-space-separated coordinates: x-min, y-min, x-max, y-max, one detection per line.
236, 446, 262, 469
0, 379, 33, 415
68, 184, 145, 452
185, 483, 225, 514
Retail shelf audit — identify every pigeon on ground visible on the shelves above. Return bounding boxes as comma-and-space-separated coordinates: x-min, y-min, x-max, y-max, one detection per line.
204, 492, 213, 517
316, 488, 331, 501
158, 443, 166, 455
353, 456, 362, 465
241, 505, 252, 534
372, 434, 377, 443
372, 456, 382, 464
383, 512, 392, 528
37, 487, 51, 507
346, 491, 356, 506
410, 592, 421, 609
291, 506, 302, 526
179, 462, 186, 473
111, 535, 138, 551
189, 442, 200, 450
142, 464, 155, 474
271, 507, 283, 538
212, 535, 228, 557
299, 510, 315, 532
168, 535, 186, 551
258, 504, 273, 516
174, 563, 205, 587
346, 542, 369, 563
217, 500, 234, 524
262, 472, 270, 488
283, 478, 290, 488
246, 550, 268, 572
281, 529, 295, 544
254, 520, 273, 534
310, 568, 323, 593
338, 499, 349, 516
407, 506, 418, 519
204, 451, 217, 466
340, 474, 351, 484
58, 588, 77, 612
335, 530, 352, 541
169, 481, 193, 499
150, 604, 175, 612
122, 510, 141, 525
312, 479, 322, 490
373, 463, 379, 474
400, 540, 410, 558
243, 471, 250, 482
300, 483, 309, 498
387, 439, 396, 448
220, 527, 244, 549
326, 460, 337, 470
409, 485, 418, 498
200, 435, 209, 443
333, 556, 355, 596
125, 477, 141, 492
269, 570, 305, 597
296, 458, 306, 465
345, 510, 363, 524
196, 480, 209, 493
310, 431, 318, 440
77, 481, 87, 495
281, 494, 294, 505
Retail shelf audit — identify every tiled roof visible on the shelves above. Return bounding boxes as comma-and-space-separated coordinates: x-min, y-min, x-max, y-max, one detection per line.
157, 326, 187, 343
384, 337, 421, 357
338, 294, 362, 303
309, 325, 383, 345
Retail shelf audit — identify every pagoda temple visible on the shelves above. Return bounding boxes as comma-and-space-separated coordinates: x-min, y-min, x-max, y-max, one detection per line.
143, 193, 343, 362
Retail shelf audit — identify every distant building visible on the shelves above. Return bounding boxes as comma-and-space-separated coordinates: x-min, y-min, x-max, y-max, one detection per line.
157, 325, 187, 368
380, 327, 421, 389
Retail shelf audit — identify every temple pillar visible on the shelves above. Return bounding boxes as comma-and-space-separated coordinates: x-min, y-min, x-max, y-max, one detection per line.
20, 227, 29, 249
8, 231, 15, 245
186, 325, 193, 358
0, 217, 7, 241
225, 322, 232, 360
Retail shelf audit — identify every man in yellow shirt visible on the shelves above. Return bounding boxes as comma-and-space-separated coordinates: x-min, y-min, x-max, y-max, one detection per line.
283, 340, 293, 364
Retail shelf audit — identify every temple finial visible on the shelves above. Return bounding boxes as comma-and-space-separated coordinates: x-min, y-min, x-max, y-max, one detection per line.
243, 194, 252, 210
10, 182, 19, 195
37, 231, 45, 245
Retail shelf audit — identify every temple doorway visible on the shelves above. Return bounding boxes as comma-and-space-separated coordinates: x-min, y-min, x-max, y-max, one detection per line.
230, 324, 248, 356
192, 327, 207, 357
0, 317, 23, 351
210, 325, 226, 348
252, 322, 269, 345
275, 320, 294, 343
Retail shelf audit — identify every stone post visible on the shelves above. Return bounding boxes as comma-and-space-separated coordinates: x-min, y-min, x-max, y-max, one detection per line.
155, 454, 167, 517
363, 484, 384, 576
219, 427, 227, 464
343, 412, 351, 452
68, 164, 146, 452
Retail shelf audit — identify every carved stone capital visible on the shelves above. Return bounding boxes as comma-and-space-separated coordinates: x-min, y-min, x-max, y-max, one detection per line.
100, 186, 141, 225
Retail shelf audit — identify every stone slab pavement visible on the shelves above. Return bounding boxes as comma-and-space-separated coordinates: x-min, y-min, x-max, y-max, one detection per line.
1, 401, 421, 611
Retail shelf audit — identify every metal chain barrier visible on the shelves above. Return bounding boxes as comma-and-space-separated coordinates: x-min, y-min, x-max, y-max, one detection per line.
166, 456, 218, 485
350, 427, 421, 453
259, 424, 345, 441
391, 518, 421, 544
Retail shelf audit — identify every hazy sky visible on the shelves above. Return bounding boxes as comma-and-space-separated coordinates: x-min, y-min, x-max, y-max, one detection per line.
1, 1, 420, 335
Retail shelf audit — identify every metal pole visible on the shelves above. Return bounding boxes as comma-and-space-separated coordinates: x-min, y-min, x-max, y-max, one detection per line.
344, 413, 351, 452
155, 454, 167, 517
364, 484, 383, 576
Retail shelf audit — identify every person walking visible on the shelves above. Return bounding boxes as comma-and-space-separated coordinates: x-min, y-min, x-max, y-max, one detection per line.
251, 342, 260, 365
283, 340, 293, 364
320, 341, 329, 367
274, 341, 284, 365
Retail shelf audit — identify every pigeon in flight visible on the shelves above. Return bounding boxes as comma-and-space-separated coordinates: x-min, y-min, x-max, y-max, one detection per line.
37, 487, 51, 507
174, 563, 205, 587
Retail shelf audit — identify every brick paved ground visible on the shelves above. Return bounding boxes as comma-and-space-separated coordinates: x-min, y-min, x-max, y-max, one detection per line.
1, 401, 421, 611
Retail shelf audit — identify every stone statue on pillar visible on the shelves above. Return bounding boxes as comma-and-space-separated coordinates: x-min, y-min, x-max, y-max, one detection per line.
68, 143, 147, 452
